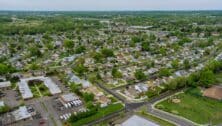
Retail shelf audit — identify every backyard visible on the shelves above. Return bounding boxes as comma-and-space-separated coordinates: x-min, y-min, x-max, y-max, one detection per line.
155, 88, 222, 125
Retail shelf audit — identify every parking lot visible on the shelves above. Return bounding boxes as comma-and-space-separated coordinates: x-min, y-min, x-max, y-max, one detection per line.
50, 96, 86, 122
0, 76, 87, 126
0, 89, 21, 108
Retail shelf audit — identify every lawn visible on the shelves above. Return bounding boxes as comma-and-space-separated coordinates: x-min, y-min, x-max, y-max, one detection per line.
29, 82, 50, 98
215, 72, 222, 83
70, 103, 124, 126
155, 88, 222, 125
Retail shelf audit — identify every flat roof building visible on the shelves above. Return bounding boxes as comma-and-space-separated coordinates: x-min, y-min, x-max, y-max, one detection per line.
0, 101, 4, 107
18, 80, 33, 99
12, 106, 32, 121
18, 76, 61, 99
0, 81, 11, 90
59, 93, 79, 104
122, 115, 159, 126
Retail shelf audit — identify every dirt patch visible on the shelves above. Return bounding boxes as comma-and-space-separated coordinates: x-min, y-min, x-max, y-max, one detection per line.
203, 85, 222, 100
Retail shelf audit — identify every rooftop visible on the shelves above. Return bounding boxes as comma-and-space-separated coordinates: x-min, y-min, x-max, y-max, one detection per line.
18, 76, 61, 99
122, 115, 159, 126
12, 106, 32, 121
60, 93, 79, 103
0, 81, 11, 88
0, 101, 4, 107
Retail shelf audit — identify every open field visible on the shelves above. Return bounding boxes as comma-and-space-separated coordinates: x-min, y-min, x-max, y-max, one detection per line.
155, 88, 222, 125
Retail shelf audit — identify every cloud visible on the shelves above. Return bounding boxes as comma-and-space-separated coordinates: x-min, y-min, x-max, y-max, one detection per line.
0, 0, 221, 11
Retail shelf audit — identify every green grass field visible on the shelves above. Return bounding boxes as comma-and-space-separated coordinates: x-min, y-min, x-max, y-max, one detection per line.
155, 88, 222, 125
29, 83, 50, 98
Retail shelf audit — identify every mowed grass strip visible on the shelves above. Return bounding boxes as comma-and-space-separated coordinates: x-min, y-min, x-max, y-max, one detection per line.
156, 88, 222, 125
70, 103, 124, 126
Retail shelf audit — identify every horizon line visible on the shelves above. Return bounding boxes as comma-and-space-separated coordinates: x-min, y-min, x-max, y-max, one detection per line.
0, 9, 222, 12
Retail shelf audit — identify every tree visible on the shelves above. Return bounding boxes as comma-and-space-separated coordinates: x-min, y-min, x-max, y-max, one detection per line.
29, 46, 42, 57
205, 60, 222, 73
129, 41, 136, 47
29, 63, 40, 70
83, 92, 94, 102
101, 48, 114, 58
159, 68, 172, 77
0, 63, 9, 75
144, 60, 154, 69
183, 59, 191, 70
70, 83, 82, 96
134, 69, 146, 80
75, 45, 86, 54
171, 59, 179, 69
165, 79, 178, 90
131, 36, 142, 43
141, 41, 150, 51
112, 67, 122, 78
199, 70, 215, 87
149, 34, 156, 41
64, 39, 74, 49
93, 52, 104, 63
73, 64, 88, 76
0, 106, 10, 114
178, 37, 192, 45
0, 63, 15, 75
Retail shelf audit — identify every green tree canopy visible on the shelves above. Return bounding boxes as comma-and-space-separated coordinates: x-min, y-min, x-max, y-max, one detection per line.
112, 67, 123, 78
135, 69, 146, 80
64, 39, 74, 49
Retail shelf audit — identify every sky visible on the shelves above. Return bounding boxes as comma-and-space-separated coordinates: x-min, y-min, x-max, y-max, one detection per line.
0, 0, 221, 11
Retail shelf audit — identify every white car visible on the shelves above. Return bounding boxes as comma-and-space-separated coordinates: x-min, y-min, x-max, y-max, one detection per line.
63, 115, 68, 120
67, 103, 71, 107
60, 115, 64, 120
73, 101, 78, 106
64, 104, 68, 108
